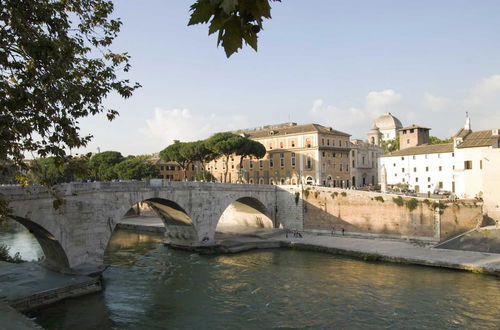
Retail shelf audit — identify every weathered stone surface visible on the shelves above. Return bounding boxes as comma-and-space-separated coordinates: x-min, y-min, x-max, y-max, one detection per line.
1, 181, 301, 273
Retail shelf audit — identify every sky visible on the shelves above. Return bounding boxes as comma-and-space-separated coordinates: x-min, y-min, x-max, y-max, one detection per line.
73, 0, 500, 156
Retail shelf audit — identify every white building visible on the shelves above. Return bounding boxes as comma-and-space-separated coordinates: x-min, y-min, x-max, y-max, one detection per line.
379, 114, 500, 220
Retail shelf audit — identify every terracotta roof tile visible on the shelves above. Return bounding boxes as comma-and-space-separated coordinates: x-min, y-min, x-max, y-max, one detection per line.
381, 143, 454, 157
242, 123, 350, 139
457, 129, 500, 148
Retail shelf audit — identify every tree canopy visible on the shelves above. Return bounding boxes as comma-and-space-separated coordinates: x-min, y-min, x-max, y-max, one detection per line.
89, 151, 124, 181
0, 0, 140, 170
113, 158, 158, 180
188, 0, 281, 57
159, 142, 192, 180
429, 136, 453, 145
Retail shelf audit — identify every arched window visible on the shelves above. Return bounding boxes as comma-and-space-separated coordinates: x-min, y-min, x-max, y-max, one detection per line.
259, 178, 264, 185
249, 178, 254, 184
280, 178, 285, 185
305, 176, 314, 185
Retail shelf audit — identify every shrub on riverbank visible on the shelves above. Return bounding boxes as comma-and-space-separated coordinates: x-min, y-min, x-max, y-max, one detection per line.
0, 244, 24, 263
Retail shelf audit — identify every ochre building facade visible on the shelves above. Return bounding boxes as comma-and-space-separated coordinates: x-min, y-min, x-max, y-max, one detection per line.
207, 123, 352, 187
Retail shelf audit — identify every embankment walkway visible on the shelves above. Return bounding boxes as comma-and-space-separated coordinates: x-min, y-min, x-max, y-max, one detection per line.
278, 232, 500, 276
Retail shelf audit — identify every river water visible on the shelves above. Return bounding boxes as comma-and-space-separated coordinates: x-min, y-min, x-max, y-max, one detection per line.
1, 220, 500, 329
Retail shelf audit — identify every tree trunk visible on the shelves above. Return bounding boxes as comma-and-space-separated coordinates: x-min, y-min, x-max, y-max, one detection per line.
224, 155, 229, 183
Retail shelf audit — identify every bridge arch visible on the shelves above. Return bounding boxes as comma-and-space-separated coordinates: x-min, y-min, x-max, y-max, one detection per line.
215, 196, 274, 236
8, 215, 71, 273
114, 196, 198, 246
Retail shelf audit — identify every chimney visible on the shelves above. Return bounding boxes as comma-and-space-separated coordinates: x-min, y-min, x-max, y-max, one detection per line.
464, 112, 471, 130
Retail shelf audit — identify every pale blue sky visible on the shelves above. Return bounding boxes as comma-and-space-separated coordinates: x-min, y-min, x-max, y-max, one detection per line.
75, 0, 500, 156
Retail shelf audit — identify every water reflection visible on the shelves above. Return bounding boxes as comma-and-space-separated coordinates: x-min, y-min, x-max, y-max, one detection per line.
0, 218, 43, 261
20, 229, 500, 329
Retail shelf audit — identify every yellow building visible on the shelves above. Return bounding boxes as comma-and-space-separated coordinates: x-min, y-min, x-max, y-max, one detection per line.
148, 154, 197, 181
207, 123, 352, 186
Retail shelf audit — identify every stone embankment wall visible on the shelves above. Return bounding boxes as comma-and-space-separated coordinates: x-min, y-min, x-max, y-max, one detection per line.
286, 186, 482, 242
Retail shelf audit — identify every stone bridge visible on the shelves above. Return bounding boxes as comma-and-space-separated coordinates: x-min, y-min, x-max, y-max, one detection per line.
0, 181, 302, 274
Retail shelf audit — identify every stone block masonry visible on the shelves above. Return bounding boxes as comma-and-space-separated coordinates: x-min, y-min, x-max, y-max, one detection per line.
290, 186, 482, 242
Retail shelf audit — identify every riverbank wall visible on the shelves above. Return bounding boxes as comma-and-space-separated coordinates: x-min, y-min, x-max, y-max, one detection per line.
280, 186, 483, 242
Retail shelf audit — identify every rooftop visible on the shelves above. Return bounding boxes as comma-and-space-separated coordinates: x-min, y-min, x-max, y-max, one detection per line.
381, 143, 454, 157
399, 124, 431, 131
457, 129, 500, 149
240, 123, 351, 139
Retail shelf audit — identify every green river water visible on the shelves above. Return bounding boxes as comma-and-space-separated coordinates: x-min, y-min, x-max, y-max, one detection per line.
1, 220, 500, 329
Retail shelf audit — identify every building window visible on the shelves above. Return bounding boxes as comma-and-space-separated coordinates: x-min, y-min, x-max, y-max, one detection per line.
438, 154, 441, 158
452, 152, 454, 157
439, 181, 443, 189
393, 163, 396, 167
427, 177, 431, 182
407, 139, 410, 144
452, 165, 455, 170
402, 178, 406, 183
416, 177, 419, 182
402, 168, 405, 173
280, 153, 285, 168
280, 141, 284, 148
352, 160, 355, 168
439, 166, 442, 171
412, 155, 416, 160
269, 143, 273, 149
192, 164, 195, 170
352, 150, 355, 157
160, 166, 165, 171
322, 151, 325, 157
249, 159, 253, 169
259, 160, 263, 168
306, 138, 312, 148
340, 164, 343, 171
269, 156, 274, 168
291, 153, 295, 167
333, 152, 336, 158
322, 138, 324, 146
425, 166, 429, 172
291, 141, 295, 147
464, 160, 472, 170
327, 139, 330, 146
306, 157, 312, 169
413, 167, 416, 172
480, 160, 483, 169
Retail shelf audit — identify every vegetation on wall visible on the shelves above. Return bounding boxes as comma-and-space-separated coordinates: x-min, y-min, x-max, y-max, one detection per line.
374, 196, 384, 203
295, 192, 300, 205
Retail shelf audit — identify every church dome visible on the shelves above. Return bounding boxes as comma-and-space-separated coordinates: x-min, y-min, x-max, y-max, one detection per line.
374, 112, 402, 130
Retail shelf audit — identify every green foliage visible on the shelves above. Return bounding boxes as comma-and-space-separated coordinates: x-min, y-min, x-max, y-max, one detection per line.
29, 155, 91, 186
295, 192, 300, 205
0, 0, 140, 169
0, 194, 11, 223
382, 137, 400, 153
314, 191, 320, 198
303, 188, 310, 199
374, 196, 384, 203
341, 192, 347, 197
206, 132, 245, 182
195, 170, 216, 182
0, 244, 24, 263
423, 199, 431, 207
331, 193, 336, 199
429, 136, 453, 145
392, 196, 404, 207
334, 192, 339, 197
188, 0, 281, 57
114, 158, 159, 180
406, 198, 419, 212
89, 151, 124, 181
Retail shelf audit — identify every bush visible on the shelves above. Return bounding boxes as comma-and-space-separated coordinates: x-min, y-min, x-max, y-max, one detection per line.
392, 196, 404, 207
314, 191, 320, 198
331, 193, 336, 199
406, 198, 419, 212
0, 244, 24, 264
341, 192, 347, 197
374, 196, 384, 203
303, 188, 310, 199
